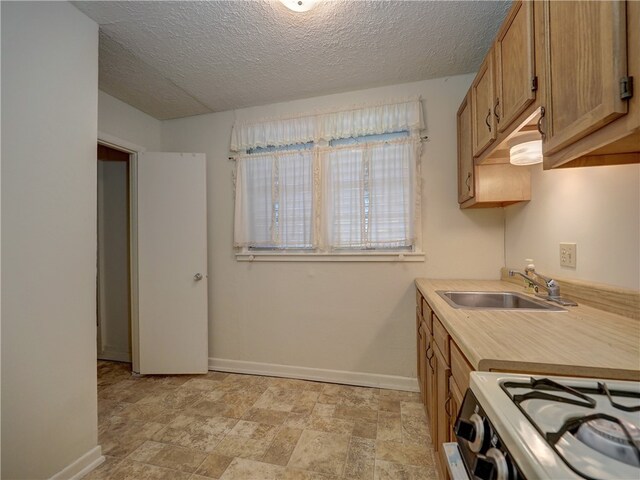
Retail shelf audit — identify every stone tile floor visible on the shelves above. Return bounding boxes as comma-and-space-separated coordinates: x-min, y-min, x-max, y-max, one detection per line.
87, 361, 438, 480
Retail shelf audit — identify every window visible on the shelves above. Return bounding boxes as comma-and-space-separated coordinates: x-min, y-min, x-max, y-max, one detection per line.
231, 98, 424, 259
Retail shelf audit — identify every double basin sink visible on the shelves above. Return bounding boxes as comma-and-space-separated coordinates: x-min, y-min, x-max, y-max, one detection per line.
436, 290, 566, 312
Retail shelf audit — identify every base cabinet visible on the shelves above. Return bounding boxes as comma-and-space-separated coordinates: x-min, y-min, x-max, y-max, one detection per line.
426, 337, 436, 430
418, 322, 428, 405
416, 288, 476, 480
434, 344, 452, 480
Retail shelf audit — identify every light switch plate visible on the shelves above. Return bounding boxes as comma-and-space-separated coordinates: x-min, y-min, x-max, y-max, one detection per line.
560, 242, 577, 268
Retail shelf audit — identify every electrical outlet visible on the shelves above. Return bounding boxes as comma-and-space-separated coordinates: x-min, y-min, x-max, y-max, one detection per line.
560, 243, 577, 268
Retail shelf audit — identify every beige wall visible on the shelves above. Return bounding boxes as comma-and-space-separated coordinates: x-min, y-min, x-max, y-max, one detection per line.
1, 2, 100, 478
98, 90, 162, 151
161, 75, 505, 385
505, 163, 640, 290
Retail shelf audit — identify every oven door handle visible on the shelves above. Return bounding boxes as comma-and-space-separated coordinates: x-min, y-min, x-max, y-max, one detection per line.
442, 442, 471, 480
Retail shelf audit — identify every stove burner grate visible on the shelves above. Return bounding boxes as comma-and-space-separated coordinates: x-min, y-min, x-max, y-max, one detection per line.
547, 413, 640, 467
599, 382, 640, 412
502, 377, 640, 411
500, 377, 640, 480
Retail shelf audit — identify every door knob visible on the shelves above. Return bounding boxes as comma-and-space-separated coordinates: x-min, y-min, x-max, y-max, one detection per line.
194, 273, 203, 281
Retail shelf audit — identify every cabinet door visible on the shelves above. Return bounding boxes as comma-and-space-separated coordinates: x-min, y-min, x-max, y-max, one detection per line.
416, 307, 422, 386
457, 92, 474, 203
418, 323, 427, 404
449, 377, 465, 442
496, 0, 536, 132
434, 345, 452, 479
471, 51, 497, 156
543, 0, 628, 154
426, 336, 436, 438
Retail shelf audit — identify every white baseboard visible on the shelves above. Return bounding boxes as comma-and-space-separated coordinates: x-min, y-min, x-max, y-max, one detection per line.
49, 445, 104, 480
208, 357, 419, 392
98, 348, 132, 363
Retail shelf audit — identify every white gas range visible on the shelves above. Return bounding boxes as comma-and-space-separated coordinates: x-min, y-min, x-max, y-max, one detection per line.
444, 371, 640, 480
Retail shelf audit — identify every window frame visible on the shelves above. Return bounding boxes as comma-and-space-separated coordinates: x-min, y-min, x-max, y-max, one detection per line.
235, 132, 424, 262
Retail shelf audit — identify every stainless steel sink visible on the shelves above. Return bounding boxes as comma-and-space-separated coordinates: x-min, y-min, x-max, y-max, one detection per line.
436, 290, 566, 311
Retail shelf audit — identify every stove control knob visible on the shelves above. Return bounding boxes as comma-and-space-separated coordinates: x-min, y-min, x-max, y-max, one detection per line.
486, 448, 511, 480
454, 418, 476, 442
473, 456, 495, 480
462, 413, 487, 453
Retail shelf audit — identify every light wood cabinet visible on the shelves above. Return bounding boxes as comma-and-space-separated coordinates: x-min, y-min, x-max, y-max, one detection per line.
542, 0, 628, 155
457, 93, 474, 203
459, 0, 638, 178
458, 88, 532, 209
417, 289, 434, 423
471, 52, 497, 156
434, 343, 452, 480
449, 377, 464, 441
418, 322, 428, 405
542, 0, 639, 168
416, 307, 422, 387
416, 288, 477, 480
425, 336, 436, 425
495, 0, 536, 133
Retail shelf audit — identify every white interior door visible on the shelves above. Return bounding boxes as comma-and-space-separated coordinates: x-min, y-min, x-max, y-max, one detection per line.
135, 152, 208, 374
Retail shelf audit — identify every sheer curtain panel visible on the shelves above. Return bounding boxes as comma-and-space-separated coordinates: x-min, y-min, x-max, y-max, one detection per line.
323, 147, 365, 248
368, 140, 415, 247
234, 150, 313, 248
322, 137, 416, 249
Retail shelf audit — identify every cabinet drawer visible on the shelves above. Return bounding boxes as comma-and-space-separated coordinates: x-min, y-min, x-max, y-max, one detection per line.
451, 341, 474, 393
422, 299, 433, 334
433, 315, 450, 364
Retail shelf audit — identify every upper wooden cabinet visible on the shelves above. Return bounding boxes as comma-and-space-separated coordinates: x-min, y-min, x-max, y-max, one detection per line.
460, 0, 638, 176
457, 93, 474, 204
542, 0, 628, 155
471, 53, 497, 157
458, 85, 531, 208
542, 0, 639, 168
495, 0, 536, 133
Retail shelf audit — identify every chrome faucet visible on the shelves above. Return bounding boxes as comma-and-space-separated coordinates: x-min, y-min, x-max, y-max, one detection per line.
509, 269, 560, 297
508, 267, 577, 306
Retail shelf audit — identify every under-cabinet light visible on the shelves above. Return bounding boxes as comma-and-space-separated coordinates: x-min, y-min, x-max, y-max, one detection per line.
510, 140, 543, 166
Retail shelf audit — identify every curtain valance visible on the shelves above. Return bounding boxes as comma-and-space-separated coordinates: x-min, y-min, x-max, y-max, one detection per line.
230, 98, 424, 152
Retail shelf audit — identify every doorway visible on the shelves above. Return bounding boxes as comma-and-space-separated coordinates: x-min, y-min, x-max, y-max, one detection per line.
97, 144, 132, 367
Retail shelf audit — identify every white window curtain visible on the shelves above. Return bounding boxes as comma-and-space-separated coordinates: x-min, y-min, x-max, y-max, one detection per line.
323, 147, 365, 248
230, 98, 424, 152
368, 141, 415, 247
234, 149, 313, 248
322, 138, 416, 249
232, 98, 423, 253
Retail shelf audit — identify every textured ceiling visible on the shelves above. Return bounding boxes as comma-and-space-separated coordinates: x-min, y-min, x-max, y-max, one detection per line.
73, 0, 511, 120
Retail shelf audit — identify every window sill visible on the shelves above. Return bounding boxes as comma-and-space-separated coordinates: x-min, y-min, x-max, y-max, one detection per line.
235, 252, 425, 262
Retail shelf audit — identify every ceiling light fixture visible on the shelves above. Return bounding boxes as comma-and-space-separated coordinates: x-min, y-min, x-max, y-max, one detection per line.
278, 0, 318, 13
510, 140, 543, 166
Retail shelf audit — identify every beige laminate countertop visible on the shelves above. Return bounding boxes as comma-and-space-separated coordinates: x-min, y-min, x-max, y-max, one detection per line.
416, 278, 640, 381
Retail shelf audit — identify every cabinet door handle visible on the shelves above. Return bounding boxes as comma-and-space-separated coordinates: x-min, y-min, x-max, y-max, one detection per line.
465, 172, 472, 192
485, 109, 492, 132
494, 98, 500, 123
444, 393, 453, 417
537, 106, 546, 139
427, 348, 435, 370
